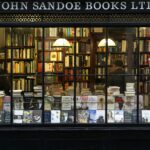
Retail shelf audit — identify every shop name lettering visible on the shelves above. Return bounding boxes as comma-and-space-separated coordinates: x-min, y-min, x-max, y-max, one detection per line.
1, 1, 150, 11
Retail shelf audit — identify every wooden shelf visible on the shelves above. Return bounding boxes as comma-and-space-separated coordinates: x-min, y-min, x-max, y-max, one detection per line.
5, 46, 34, 49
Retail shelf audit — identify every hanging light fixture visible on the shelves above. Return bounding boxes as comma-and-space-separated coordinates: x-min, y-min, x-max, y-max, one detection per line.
53, 38, 70, 47
98, 38, 116, 47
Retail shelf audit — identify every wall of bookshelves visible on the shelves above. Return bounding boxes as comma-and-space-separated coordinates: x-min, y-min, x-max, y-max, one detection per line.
1, 27, 150, 124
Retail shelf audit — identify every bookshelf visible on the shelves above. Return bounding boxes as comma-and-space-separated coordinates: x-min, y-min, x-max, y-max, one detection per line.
138, 27, 150, 95
5, 28, 36, 92
4, 28, 43, 124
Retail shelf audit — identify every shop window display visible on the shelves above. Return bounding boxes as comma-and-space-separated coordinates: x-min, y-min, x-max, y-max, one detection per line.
0, 27, 149, 124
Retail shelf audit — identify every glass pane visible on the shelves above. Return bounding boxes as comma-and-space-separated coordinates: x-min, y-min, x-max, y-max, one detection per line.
107, 28, 137, 76
44, 27, 75, 124
107, 75, 137, 123
107, 28, 137, 123
76, 27, 106, 124
139, 27, 150, 123
12, 28, 42, 124
0, 28, 11, 124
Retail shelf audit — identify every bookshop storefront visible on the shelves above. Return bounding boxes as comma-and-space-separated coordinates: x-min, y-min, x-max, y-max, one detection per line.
1, 0, 150, 149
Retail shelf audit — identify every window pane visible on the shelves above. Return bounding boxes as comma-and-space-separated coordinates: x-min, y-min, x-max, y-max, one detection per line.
107, 75, 137, 123
12, 28, 42, 124
139, 27, 150, 123
44, 27, 75, 124
76, 27, 106, 124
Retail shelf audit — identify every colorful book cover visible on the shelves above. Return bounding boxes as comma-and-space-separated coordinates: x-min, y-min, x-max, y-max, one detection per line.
23, 110, 33, 123
77, 110, 89, 123
88, 110, 105, 123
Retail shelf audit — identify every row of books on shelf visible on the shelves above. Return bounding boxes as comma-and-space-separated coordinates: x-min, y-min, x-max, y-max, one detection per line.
140, 68, 150, 75
35, 28, 90, 38
140, 54, 150, 65
6, 33, 34, 47
43, 109, 150, 123
0, 95, 11, 123
7, 61, 35, 73
37, 40, 90, 54
64, 69, 89, 81
44, 95, 143, 111
13, 78, 34, 91
139, 27, 150, 37
2, 109, 150, 124
13, 110, 42, 124
38, 63, 63, 73
65, 55, 91, 67
139, 40, 150, 52
7, 48, 34, 59
38, 51, 63, 62
139, 82, 150, 94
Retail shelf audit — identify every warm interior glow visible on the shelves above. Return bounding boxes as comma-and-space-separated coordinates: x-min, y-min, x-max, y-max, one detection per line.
53, 38, 70, 47
98, 38, 116, 47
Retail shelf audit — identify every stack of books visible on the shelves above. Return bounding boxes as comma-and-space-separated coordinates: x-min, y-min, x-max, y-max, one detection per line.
0, 91, 5, 97
66, 86, 74, 96
34, 86, 42, 97
81, 88, 92, 96
107, 86, 120, 95
13, 90, 22, 97
125, 83, 135, 96
94, 85, 104, 95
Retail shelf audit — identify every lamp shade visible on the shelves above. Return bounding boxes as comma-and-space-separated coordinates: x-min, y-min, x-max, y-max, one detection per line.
98, 38, 116, 47
53, 38, 70, 47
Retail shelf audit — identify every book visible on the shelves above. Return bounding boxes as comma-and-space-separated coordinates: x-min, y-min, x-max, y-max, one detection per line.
88, 96, 98, 110
52, 96, 61, 110
44, 111, 51, 123
77, 110, 89, 123
0, 111, 4, 123
124, 110, 132, 123
107, 96, 115, 110
88, 110, 105, 123
142, 110, 150, 123
51, 110, 60, 123
44, 96, 54, 111
55, 63, 63, 72
114, 110, 124, 123
60, 110, 74, 123
115, 95, 125, 110
80, 96, 88, 110
32, 110, 42, 123
13, 110, 23, 124
23, 110, 33, 123
4, 111, 10, 123
107, 110, 115, 123
61, 96, 73, 110
97, 95, 105, 110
